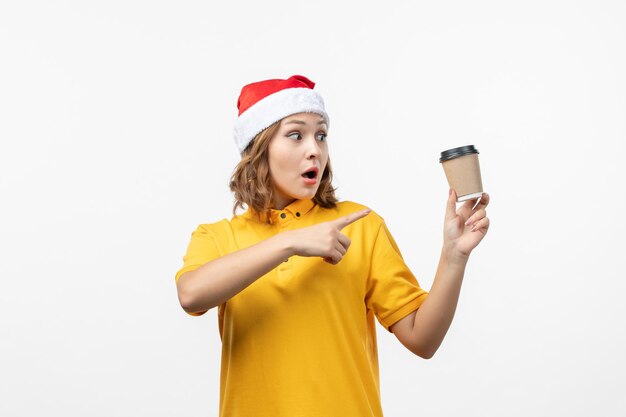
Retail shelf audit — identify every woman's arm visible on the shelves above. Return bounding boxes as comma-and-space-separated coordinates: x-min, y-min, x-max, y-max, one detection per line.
391, 190, 490, 358
395, 247, 468, 359
176, 233, 294, 314
176, 209, 370, 314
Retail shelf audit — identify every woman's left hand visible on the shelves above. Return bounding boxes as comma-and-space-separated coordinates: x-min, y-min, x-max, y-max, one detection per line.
443, 189, 490, 259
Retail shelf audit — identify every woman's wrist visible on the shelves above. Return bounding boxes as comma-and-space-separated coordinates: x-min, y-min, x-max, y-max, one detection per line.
442, 242, 470, 267
273, 230, 297, 258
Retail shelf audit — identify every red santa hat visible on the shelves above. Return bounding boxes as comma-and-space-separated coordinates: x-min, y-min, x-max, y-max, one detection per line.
233, 75, 329, 153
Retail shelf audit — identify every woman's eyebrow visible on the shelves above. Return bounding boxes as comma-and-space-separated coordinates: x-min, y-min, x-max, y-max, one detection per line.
283, 120, 327, 126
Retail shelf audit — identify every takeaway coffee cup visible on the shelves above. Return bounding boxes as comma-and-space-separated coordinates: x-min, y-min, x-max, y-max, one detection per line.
439, 145, 484, 203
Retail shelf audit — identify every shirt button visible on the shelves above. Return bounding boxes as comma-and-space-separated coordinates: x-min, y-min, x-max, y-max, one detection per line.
295, 212, 300, 217
280, 213, 286, 219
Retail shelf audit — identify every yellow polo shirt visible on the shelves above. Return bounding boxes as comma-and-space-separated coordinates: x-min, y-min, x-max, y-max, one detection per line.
175, 198, 429, 417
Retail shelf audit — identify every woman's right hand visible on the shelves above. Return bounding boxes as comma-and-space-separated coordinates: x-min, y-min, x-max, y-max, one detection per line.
283, 209, 372, 265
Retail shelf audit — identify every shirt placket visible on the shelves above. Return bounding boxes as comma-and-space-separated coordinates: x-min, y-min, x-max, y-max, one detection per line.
276, 210, 293, 279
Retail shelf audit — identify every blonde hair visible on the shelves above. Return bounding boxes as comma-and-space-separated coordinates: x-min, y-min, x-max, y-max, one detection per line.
229, 119, 339, 222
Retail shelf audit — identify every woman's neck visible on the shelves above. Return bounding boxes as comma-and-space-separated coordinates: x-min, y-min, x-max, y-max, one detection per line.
272, 197, 297, 210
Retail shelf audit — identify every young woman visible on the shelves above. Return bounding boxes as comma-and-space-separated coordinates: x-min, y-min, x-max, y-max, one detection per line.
175, 75, 490, 417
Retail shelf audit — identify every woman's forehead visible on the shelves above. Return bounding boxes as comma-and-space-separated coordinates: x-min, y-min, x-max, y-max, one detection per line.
282, 113, 327, 125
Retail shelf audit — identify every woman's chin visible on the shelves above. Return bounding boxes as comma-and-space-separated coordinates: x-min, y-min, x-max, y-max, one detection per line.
274, 184, 318, 205
298, 188, 318, 198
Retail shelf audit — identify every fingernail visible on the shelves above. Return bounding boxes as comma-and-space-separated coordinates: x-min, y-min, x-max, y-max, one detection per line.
465, 219, 471, 226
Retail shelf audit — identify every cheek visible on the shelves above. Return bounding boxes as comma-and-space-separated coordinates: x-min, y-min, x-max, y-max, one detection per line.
275, 147, 297, 166
268, 148, 293, 177
322, 148, 330, 167
267, 144, 280, 167
277, 155, 292, 171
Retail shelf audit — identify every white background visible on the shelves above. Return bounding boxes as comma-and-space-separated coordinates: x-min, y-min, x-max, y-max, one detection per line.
1, 1, 625, 416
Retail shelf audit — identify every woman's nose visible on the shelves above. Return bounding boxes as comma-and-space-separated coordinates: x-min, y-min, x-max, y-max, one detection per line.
305, 135, 322, 158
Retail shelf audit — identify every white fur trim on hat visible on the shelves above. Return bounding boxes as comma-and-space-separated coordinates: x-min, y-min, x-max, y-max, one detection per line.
233, 87, 329, 153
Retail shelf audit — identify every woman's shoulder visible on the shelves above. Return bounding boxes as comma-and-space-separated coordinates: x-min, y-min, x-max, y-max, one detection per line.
192, 218, 232, 239
335, 199, 368, 211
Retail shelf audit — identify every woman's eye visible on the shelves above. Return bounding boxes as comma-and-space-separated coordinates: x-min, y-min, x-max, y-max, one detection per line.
287, 133, 302, 140
287, 132, 327, 141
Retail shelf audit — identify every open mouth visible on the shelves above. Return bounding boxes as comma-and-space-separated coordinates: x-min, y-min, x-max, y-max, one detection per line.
301, 168, 319, 179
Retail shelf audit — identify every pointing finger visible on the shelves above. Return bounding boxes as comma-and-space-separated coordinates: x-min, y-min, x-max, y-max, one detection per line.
336, 209, 372, 230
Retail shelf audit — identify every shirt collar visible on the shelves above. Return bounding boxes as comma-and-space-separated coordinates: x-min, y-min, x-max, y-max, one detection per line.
241, 198, 316, 225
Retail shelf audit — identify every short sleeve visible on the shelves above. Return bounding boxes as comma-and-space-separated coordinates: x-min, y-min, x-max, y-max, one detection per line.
365, 220, 429, 332
175, 224, 223, 316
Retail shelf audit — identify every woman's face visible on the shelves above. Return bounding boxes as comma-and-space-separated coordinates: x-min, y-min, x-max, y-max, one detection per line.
267, 112, 329, 209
